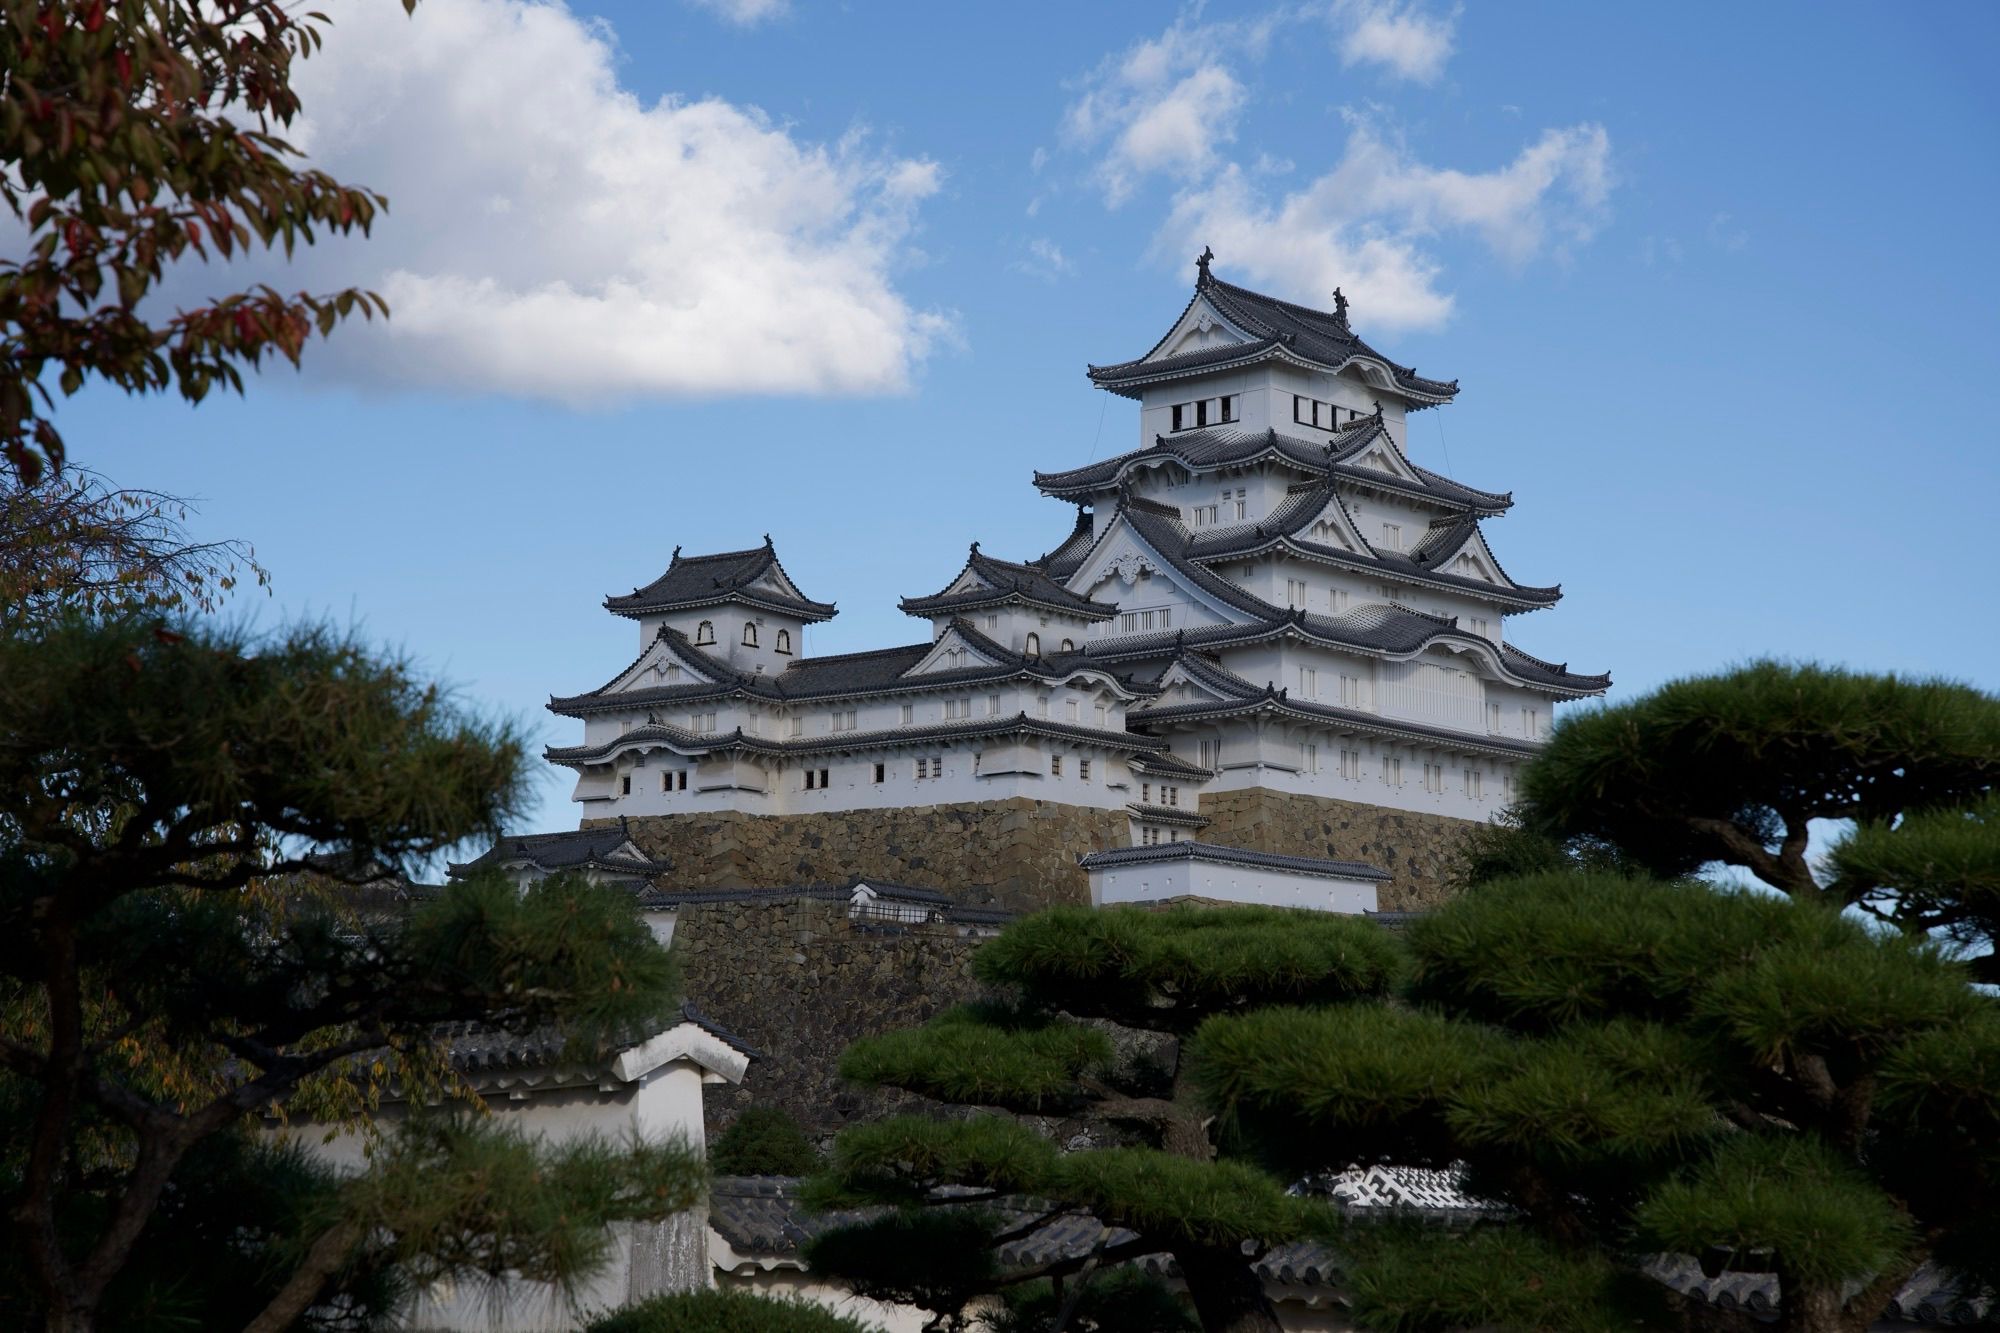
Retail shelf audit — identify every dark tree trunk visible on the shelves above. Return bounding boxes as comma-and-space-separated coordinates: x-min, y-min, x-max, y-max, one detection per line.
1174, 1245, 1284, 1333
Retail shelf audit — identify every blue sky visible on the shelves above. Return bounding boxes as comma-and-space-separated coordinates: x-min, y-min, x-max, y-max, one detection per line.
54, 0, 2000, 834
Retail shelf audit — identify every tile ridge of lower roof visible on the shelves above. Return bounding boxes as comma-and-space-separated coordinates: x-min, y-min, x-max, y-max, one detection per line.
789, 641, 934, 666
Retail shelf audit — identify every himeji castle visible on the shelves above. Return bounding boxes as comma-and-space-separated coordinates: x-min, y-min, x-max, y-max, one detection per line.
543, 253, 1608, 904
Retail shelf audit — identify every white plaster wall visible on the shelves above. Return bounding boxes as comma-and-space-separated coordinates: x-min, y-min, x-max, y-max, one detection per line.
1090, 858, 1379, 914
272, 1066, 714, 1333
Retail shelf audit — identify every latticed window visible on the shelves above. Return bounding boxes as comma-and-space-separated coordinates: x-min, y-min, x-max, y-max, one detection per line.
695, 620, 715, 645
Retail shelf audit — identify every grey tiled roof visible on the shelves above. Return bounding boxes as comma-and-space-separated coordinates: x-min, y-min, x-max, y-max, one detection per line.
1645, 1259, 1988, 1326
1036, 422, 1511, 516
546, 711, 1165, 767
605, 539, 837, 622
1086, 270, 1458, 406
677, 1001, 759, 1057
1132, 688, 1543, 760
901, 545, 1118, 620
550, 621, 1158, 719
710, 1175, 1977, 1323
1027, 506, 1098, 579
1129, 749, 1216, 780
1078, 841, 1390, 882
446, 819, 671, 879
1123, 802, 1210, 829
1119, 474, 1562, 612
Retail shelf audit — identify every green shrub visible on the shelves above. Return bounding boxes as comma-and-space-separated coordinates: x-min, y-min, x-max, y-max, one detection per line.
586, 1287, 880, 1332
710, 1106, 822, 1176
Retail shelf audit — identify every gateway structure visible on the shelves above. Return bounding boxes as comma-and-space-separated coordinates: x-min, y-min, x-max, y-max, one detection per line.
546, 256, 1607, 864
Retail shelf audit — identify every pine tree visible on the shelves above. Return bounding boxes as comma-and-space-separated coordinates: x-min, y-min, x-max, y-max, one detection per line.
1187, 663, 2000, 1333
0, 617, 702, 1333
803, 903, 1403, 1333
1511, 660, 2000, 974
1191, 871, 2000, 1332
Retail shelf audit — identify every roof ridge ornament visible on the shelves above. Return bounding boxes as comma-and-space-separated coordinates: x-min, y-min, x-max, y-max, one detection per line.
1332, 287, 1350, 330
1196, 245, 1214, 285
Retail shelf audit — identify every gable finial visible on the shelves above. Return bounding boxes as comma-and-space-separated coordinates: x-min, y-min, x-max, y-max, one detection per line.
671, 544, 682, 561
970, 540, 980, 555
1372, 400, 1383, 418
1196, 245, 1214, 284
762, 533, 773, 548
1332, 286, 1349, 327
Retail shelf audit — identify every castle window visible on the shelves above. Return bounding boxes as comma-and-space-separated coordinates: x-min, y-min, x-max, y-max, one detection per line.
1198, 739, 1219, 770
1195, 399, 1210, 427
1025, 632, 1041, 656
830, 709, 858, 732
1080, 759, 1091, 781
695, 620, 715, 645
1219, 395, 1234, 423
1522, 707, 1542, 739
1341, 748, 1361, 780
776, 629, 792, 654
987, 693, 1002, 716
1066, 699, 1080, 722
1165, 785, 1180, 806
1424, 762, 1445, 794
1465, 768, 1483, 799
1487, 703, 1502, 734
1060, 638, 1075, 652
1233, 490, 1247, 520
874, 762, 886, 783
742, 622, 759, 647
1172, 404, 1185, 431
620, 774, 631, 795
1383, 756, 1403, 786
689, 712, 718, 734
901, 704, 914, 725
804, 768, 831, 791
1293, 394, 1306, 425
1381, 523, 1402, 551
944, 699, 970, 720
1142, 826, 1158, 846
1036, 693, 1050, 718
1050, 755, 1063, 777
1142, 783, 1151, 803
1297, 665, 1318, 698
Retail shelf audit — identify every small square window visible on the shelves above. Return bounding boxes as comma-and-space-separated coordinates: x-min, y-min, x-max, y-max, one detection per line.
1050, 755, 1063, 777
620, 774, 631, 795
873, 762, 886, 783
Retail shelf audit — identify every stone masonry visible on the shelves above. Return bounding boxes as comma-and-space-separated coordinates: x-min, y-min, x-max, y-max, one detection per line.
673, 894, 987, 1133
597, 788, 1477, 913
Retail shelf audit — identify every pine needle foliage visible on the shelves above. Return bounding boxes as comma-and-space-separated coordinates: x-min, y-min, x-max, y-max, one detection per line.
0, 617, 695, 1333
711, 1106, 823, 1177
812, 905, 1391, 1333
1189, 872, 2000, 1331
1511, 660, 2000, 974
585, 1287, 884, 1333
981, 1267, 1199, 1333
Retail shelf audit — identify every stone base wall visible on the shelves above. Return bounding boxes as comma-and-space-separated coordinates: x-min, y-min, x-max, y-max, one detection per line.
1196, 789, 1479, 911
600, 799, 1129, 913
674, 896, 986, 1133
612, 792, 1478, 1130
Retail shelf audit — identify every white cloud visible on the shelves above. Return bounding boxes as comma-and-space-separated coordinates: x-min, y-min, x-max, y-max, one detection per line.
683, 0, 788, 27
1009, 237, 1074, 282
1162, 120, 1613, 332
266, 0, 945, 402
1330, 0, 1458, 84
1707, 211, 1749, 252
1061, 20, 1252, 207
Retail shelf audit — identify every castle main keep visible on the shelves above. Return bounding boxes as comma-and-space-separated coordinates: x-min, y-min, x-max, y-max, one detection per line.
545, 255, 1608, 910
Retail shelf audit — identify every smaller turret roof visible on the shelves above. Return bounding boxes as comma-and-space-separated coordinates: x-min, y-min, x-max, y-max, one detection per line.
900, 544, 1118, 620
447, 819, 670, 880
605, 538, 836, 622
